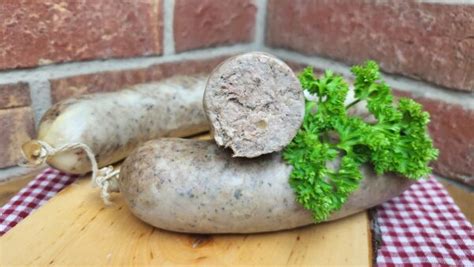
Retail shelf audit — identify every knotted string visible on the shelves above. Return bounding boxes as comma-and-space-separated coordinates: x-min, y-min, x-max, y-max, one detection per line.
19, 140, 120, 204
95, 166, 120, 205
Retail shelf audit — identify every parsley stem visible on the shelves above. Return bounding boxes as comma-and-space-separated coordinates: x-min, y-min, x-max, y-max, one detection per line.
346, 99, 361, 110
322, 131, 330, 143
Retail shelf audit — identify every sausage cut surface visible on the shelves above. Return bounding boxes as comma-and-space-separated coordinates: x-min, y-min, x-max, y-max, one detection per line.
204, 52, 305, 158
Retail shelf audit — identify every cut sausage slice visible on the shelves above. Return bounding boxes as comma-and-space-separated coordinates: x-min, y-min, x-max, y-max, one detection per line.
204, 52, 305, 158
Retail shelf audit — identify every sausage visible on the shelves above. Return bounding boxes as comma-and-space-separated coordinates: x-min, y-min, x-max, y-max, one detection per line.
21, 75, 209, 174
119, 138, 414, 234
203, 52, 305, 158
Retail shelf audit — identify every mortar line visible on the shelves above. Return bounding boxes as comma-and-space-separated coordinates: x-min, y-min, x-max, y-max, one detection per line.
163, 0, 176, 56
263, 47, 474, 109
0, 44, 255, 84
1, 44, 254, 124
253, 0, 268, 50
1, 43, 472, 110
420, 0, 474, 4
28, 80, 52, 127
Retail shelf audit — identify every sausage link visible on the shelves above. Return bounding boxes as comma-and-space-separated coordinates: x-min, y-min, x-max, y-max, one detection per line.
119, 138, 414, 234
23, 75, 209, 174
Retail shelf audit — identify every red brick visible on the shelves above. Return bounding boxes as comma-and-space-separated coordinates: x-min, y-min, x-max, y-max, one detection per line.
285, 61, 473, 184
284, 61, 307, 73
266, 0, 474, 92
0, 82, 31, 109
154, 56, 230, 77
0, 0, 162, 70
0, 107, 35, 168
50, 69, 164, 103
174, 0, 256, 52
282, 60, 327, 76
394, 91, 474, 185
50, 56, 230, 102
271, 58, 474, 184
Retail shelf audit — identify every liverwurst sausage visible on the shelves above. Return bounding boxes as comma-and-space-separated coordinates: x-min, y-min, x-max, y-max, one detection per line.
118, 138, 414, 234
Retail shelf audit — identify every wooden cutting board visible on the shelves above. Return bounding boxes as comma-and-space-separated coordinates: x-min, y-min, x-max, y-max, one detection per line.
0, 135, 372, 266
0, 179, 372, 266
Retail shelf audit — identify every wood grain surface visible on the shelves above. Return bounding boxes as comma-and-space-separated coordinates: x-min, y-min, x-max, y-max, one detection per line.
0, 171, 371, 266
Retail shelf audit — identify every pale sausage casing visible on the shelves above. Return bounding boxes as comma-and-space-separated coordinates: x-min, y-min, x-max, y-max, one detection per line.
119, 138, 414, 234
23, 76, 208, 174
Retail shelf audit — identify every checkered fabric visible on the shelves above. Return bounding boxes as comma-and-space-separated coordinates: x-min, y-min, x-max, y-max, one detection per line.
0, 169, 472, 265
376, 178, 474, 266
0, 168, 78, 235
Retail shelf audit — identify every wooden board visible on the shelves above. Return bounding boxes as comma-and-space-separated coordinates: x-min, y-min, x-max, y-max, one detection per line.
0, 178, 371, 266
0, 168, 44, 206
0, 134, 372, 266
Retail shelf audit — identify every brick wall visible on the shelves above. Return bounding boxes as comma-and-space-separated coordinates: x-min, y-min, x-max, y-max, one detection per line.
0, 0, 472, 186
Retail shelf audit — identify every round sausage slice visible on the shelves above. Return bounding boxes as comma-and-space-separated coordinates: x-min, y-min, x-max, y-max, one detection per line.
203, 52, 305, 158
119, 138, 414, 234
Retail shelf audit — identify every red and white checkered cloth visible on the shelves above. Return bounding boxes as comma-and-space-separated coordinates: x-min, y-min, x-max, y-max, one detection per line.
376, 178, 474, 266
1, 168, 473, 265
0, 168, 78, 235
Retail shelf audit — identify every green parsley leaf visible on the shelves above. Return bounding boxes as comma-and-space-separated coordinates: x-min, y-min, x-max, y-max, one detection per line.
283, 61, 438, 222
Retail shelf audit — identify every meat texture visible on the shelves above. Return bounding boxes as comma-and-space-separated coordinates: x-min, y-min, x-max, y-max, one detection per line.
204, 52, 305, 158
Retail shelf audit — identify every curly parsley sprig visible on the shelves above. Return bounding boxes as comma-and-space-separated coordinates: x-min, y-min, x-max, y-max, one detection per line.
283, 61, 438, 222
